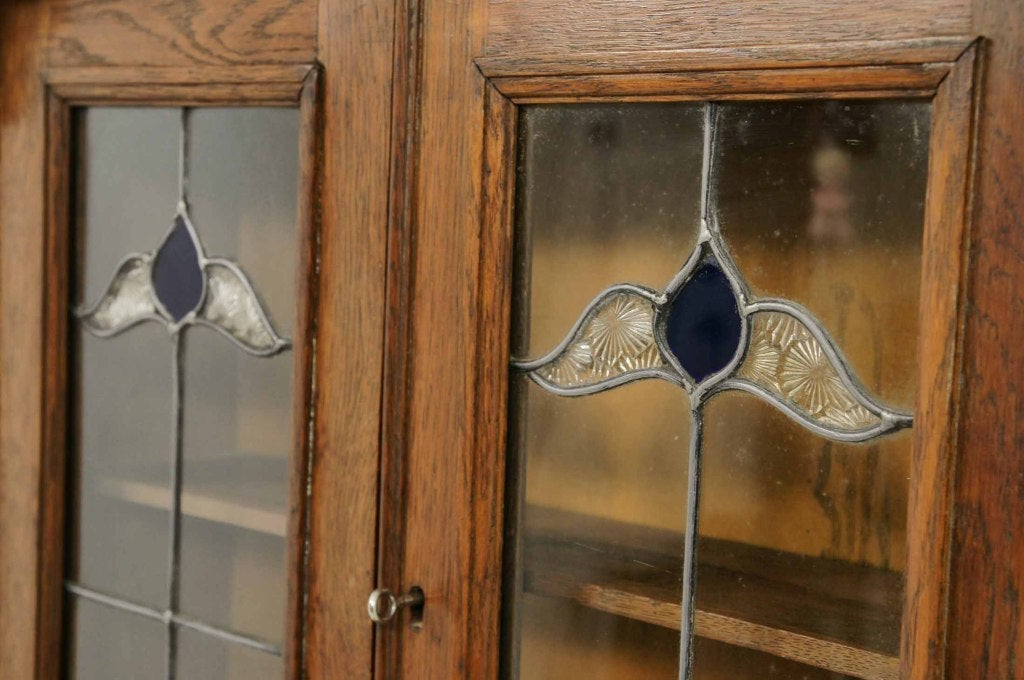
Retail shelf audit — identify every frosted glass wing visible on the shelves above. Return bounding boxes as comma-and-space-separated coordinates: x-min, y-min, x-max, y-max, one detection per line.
515, 287, 680, 394
733, 307, 910, 439
78, 255, 162, 336
196, 260, 289, 355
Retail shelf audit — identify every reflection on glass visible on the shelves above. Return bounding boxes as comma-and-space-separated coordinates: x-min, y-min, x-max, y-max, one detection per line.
180, 333, 291, 641
519, 103, 704, 355
176, 626, 282, 680
71, 598, 165, 679
716, 101, 929, 410
70, 106, 300, 676
506, 100, 928, 680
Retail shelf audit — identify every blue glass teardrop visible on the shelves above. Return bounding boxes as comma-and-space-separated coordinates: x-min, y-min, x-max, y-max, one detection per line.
664, 259, 743, 383
152, 215, 204, 322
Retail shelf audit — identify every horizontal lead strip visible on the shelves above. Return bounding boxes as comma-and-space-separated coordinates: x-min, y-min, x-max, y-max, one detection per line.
65, 581, 282, 657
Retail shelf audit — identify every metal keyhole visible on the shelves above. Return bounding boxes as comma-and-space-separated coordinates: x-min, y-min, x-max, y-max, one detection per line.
368, 586, 425, 626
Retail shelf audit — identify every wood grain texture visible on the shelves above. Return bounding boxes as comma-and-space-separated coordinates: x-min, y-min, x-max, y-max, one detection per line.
284, 67, 322, 680
486, 0, 970, 59
525, 520, 901, 679
48, 0, 316, 67
491, 64, 949, 103
303, 0, 394, 678
374, 0, 422, 674
902, 45, 979, 680
477, 36, 973, 77
34, 93, 74, 680
44, 65, 312, 106
392, 0, 501, 675
0, 4, 49, 678
947, 1, 1024, 676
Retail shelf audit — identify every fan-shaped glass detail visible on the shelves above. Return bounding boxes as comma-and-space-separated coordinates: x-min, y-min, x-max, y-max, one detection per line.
521, 289, 675, 393
197, 262, 289, 355
152, 215, 205, 323
735, 310, 886, 434
663, 258, 743, 383
78, 256, 161, 336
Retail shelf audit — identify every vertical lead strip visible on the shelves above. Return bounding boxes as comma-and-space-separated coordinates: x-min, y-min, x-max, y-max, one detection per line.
166, 331, 185, 679
678, 406, 705, 679
678, 102, 717, 680
178, 108, 190, 213
166, 107, 191, 680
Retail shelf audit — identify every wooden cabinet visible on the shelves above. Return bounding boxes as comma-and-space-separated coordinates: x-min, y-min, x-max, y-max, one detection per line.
1, 1, 1022, 679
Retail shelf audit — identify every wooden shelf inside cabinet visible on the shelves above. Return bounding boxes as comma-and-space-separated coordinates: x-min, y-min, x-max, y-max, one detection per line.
94, 454, 288, 537
522, 506, 902, 680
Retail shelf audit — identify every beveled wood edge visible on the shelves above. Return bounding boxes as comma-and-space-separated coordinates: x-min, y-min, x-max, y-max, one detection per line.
42, 64, 315, 106
477, 35, 975, 78
465, 82, 518, 680
903, 41, 980, 680
284, 66, 322, 680
488, 63, 952, 103
36, 89, 73, 680
35, 67, 321, 680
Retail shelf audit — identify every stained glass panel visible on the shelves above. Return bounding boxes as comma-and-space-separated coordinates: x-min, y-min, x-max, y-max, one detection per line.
70, 105, 299, 680
506, 99, 929, 680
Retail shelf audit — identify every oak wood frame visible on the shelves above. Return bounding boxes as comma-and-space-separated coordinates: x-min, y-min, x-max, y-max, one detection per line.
32, 64, 321, 680
388, 37, 978, 679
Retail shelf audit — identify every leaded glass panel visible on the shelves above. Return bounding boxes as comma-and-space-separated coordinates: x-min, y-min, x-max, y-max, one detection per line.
69, 106, 300, 679
506, 99, 929, 680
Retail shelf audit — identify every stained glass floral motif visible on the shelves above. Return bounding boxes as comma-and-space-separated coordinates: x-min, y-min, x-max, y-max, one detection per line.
510, 101, 919, 680
79, 205, 288, 355
68, 107, 292, 679
736, 311, 882, 433
512, 103, 911, 444
525, 289, 673, 392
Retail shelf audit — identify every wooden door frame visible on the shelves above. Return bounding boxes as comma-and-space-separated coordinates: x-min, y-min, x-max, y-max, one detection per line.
385, 26, 980, 679
2, 2, 399, 679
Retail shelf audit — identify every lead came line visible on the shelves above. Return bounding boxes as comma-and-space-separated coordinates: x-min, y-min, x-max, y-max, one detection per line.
677, 103, 717, 680
65, 582, 282, 656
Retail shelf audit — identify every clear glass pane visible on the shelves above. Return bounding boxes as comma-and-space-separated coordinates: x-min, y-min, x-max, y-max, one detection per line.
78, 108, 180, 305
178, 107, 299, 643
188, 107, 299, 335
75, 328, 173, 606
696, 391, 907, 675
509, 101, 704, 680
176, 627, 282, 680
715, 100, 929, 410
70, 598, 165, 680
179, 333, 291, 642
74, 108, 180, 607
519, 103, 704, 356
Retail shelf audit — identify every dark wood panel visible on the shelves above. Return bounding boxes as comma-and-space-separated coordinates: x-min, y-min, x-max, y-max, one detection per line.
486, 0, 971, 60
303, 0, 395, 678
947, 1, 1024, 676
477, 36, 972, 77
0, 4, 49, 678
48, 0, 316, 67
902, 45, 979, 680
